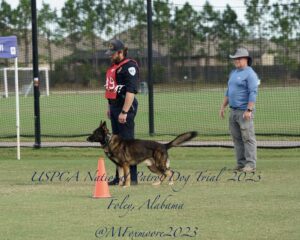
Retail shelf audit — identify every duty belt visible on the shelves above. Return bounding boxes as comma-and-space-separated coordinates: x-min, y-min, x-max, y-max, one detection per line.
108, 98, 123, 106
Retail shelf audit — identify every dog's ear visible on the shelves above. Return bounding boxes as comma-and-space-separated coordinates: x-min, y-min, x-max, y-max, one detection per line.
102, 121, 108, 130
99, 120, 103, 127
102, 121, 110, 133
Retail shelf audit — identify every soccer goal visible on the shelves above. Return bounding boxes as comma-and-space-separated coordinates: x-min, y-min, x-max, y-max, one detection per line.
1, 67, 49, 97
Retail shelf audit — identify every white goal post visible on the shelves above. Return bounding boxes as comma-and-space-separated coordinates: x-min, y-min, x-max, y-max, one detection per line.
2, 67, 49, 97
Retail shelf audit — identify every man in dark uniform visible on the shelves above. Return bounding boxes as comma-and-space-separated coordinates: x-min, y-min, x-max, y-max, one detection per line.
104, 39, 139, 185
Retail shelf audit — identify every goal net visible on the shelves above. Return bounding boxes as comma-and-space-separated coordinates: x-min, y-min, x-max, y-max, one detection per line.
0, 67, 49, 97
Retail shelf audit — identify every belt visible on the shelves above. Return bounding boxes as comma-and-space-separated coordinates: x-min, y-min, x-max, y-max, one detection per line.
108, 99, 123, 105
229, 106, 242, 110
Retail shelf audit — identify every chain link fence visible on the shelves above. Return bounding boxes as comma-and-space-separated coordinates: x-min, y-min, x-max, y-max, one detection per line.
0, 0, 299, 145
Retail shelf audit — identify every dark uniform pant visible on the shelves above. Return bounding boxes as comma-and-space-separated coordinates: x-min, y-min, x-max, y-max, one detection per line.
109, 99, 138, 182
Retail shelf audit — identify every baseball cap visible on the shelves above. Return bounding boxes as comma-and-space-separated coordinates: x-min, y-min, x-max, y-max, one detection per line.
105, 39, 125, 55
229, 47, 252, 66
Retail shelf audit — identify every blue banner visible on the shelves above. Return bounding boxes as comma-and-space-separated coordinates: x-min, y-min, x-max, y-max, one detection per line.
0, 36, 18, 58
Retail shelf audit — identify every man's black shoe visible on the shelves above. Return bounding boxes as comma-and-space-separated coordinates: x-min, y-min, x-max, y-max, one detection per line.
108, 178, 119, 186
130, 180, 138, 185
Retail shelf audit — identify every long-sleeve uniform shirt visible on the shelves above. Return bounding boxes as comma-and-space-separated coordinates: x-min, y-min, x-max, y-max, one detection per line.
225, 66, 259, 110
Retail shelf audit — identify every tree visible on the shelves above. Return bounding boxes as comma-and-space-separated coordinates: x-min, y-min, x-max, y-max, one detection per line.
59, 0, 82, 50
38, 2, 58, 72
216, 5, 247, 63
12, 0, 31, 66
127, 0, 147, 69
153, 0, 172, 55
244, 0, 270, 39
198, 1, 221, 77
244, 0, 270, 78
171, 2, 201, 81
270, 2, 298, 49
292, 0, 300, 39
105, 0, 130, 39
0, 0, 14, 36
270, 1, 299, 83
153, 0, 172, 80
79, 0, 106, 76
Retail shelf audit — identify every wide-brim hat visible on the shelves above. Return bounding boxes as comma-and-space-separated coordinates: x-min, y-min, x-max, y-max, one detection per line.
229, 47, 252, 66
105, 39, 125, 55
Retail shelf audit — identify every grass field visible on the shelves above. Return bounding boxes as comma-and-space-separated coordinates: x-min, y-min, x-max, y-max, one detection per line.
0, 87, 299, 142
0, 147, 299, 240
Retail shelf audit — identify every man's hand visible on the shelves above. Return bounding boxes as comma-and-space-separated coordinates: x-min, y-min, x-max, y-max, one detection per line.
219, 106, 226, 119
118, 112, 127, 123
244, 102, 255, 120
219, 97, 228, 119
243, 111, 252, 120
107, 109, 111, 119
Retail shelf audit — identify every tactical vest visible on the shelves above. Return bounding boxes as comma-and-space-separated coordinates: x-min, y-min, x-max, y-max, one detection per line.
105, 59, 134, 99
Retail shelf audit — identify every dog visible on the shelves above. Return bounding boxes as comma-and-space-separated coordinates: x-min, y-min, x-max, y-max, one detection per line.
87, 121, 197, 187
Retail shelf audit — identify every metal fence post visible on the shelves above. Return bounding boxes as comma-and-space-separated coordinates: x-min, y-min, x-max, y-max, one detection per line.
31, 0, 41, 148
147, 0, 154, 135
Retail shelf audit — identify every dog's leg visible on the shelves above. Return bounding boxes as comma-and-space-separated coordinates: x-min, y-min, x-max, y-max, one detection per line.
118, 166, 124, 187
147, 165, 164, 186
143, 158, 162, 186
151, 150, 173, 186
165, 169, 174, 185
123, 164, 131, 187
153, 168, 173, 186
152, 167, 174, 186
165, 159, 174, 185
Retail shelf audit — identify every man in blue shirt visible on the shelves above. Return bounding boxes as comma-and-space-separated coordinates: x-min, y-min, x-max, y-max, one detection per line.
219, 47, 259, 173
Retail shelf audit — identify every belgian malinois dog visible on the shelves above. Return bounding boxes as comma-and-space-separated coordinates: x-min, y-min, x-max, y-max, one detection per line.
87, 121, 197, 187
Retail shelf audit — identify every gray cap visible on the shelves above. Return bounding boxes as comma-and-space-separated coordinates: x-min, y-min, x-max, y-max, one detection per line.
229, 47, 252, 66
105, 39, 125, 55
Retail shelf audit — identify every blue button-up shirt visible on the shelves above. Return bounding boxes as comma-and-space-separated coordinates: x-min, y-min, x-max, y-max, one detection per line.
225, 67, 259, 110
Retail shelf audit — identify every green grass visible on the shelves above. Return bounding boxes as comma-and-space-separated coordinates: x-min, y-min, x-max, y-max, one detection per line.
0, 147, 300, 240
0, 87, 299, 142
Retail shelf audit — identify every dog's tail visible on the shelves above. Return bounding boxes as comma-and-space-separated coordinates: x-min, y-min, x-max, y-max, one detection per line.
165, 131, 198, 149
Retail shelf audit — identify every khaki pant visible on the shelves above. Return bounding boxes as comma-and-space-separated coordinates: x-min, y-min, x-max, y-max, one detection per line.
229, 109, 257, 168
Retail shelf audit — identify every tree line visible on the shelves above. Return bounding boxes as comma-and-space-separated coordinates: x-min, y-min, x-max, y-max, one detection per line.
0, 0, 299, 85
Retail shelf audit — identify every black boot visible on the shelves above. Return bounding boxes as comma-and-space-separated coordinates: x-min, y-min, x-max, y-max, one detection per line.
130, 165, 138, 185
108, 168, 119, 185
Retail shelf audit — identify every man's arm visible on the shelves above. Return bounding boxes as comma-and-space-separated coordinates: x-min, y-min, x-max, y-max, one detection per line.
247, 102, 255, 110
244, 70, 259, 120
122, 92, 135, 113
118, 61, 138, 123
118, 92, 135, 123
219, 96, 229, 119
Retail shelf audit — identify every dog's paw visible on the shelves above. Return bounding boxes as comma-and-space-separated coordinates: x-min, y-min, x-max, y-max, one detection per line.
152, 180, 162, 186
